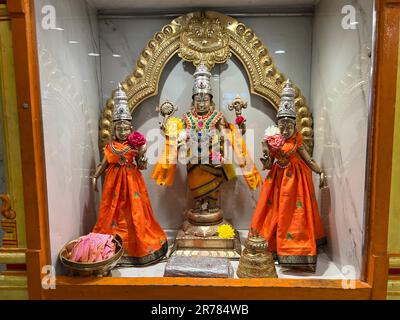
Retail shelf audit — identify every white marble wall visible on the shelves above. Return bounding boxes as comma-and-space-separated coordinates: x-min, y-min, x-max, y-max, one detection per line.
310, 0, 374, 278
99, 16, 313, 229
35, 0, 101, 270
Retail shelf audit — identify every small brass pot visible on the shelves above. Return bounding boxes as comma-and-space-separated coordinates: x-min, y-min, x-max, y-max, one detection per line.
59, 234, 124, 277
237, 236, 277, 278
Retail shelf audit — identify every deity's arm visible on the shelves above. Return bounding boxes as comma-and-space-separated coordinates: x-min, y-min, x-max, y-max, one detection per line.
215, 115, 230, 133
216, 115, 229, 143
260, 140, 274, 170
297, 146, 327, 188
297, 146, 321, 173
135, 144, 148, 170
92, 156, 108, 192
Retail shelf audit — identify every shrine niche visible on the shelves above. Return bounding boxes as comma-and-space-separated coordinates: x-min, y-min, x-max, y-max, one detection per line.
24, 0, 379, 296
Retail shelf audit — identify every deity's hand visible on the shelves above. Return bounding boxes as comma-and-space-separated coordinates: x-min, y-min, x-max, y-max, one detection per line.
92, 176, 98, 192
238, 157, 246, 168
137, 155, 148, 170
319, 171, 328, 189
212, 157, 225, 168
260, 155, 272, 171
261, 140, 270, 157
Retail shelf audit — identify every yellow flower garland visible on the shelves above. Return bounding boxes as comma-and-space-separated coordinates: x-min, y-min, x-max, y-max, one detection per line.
165, 117, 184, 137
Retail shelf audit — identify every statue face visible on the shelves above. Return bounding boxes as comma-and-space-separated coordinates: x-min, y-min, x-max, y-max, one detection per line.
114, 121, 133, 141
193, 94, 211, 115
278, 118, 296, 139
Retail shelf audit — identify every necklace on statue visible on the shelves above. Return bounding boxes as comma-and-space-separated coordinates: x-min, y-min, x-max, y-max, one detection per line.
110, 141, 132, 166
190, 110, 214, 131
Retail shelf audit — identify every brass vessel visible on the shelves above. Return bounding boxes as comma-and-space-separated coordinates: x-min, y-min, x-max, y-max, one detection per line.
59, 234, 124, 276
237, 236, 277, 278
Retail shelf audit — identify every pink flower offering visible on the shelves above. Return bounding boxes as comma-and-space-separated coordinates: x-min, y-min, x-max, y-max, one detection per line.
69, 233, 115, 263
210, 151, 223, 163
128, 132, 146, 149
235, 115, 245, 125
265, 134, 285, 151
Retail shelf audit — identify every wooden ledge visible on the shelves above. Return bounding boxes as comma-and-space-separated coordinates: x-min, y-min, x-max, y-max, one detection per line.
44, 277, 372, 300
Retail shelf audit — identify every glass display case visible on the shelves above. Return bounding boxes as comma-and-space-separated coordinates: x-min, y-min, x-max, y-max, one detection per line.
4, 0, 400, 299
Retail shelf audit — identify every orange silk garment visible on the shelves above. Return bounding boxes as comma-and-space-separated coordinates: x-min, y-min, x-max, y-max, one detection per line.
93, 141, 167, 258
250, 132, 325, 263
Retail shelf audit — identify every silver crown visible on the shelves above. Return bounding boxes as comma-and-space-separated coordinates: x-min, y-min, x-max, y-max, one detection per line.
113, 83, 132, 122
277, 79, 296, 119
192, 63, 213, 97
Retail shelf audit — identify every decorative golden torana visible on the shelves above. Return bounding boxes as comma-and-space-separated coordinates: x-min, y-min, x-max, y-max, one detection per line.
99, 11, 314, 154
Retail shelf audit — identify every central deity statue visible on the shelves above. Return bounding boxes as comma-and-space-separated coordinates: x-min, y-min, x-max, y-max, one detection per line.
152, 64, 261, 257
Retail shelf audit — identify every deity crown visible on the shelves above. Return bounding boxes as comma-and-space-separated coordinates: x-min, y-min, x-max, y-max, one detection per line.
277, 79, 296, 119
192, 63, 213, 97
113, 83, 132, 122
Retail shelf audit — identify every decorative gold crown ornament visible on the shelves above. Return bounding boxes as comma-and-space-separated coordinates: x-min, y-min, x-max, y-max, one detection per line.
236, 236, 277, 278
179, 12, 231, 70
277, 79, 296, 119
113, 83, 132, 122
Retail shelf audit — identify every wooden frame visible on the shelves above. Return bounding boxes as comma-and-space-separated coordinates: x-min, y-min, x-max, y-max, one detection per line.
387, 1, 400, 298
0, 3, 26, 249
6, 0, 399, 299
0, 2, 28, 300
7, 0, 51, 300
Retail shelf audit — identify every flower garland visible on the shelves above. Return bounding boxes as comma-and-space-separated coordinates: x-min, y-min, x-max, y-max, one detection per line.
263, 125, 285, 151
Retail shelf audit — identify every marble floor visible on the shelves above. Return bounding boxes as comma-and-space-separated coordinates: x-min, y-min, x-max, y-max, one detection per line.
110, 230, 348, 279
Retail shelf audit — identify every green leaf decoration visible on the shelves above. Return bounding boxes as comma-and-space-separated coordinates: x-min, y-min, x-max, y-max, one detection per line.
286, 233, 293, 240
296, 200, 302, 208
134, 192, 140, 199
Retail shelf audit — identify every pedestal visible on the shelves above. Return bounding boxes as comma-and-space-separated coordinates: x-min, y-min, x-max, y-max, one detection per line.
170, 211, 242, 259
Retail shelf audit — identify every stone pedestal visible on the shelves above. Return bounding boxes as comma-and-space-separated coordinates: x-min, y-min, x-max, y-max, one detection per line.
170, 210, 242, 259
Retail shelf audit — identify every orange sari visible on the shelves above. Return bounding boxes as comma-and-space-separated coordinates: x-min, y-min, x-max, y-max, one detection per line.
250, 132, 326, 269
93, 141, 167, 266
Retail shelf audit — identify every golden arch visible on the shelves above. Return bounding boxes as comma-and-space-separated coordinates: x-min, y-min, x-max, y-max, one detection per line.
99, 11, 314, 153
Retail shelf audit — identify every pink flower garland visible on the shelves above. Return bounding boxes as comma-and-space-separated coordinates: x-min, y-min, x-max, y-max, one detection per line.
265, 134, 285, 151
210, 151, 223, 163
